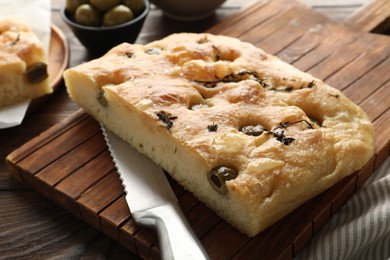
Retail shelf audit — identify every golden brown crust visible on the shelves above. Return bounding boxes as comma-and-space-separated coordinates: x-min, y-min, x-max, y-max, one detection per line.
64, 33, 375, 236
0, 17, 51, 108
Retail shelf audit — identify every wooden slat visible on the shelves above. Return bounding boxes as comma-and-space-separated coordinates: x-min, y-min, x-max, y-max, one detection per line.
256, 6, 329, 54
325, 34, 390, 89
119, 219, 139, 253
5, 0, 390, 259
355, 156, 375, 190
99, 196, 131, 241
187, 202, 221, 237
35, 132, 107, 187
240, 5, 306, 44
344, 55, 390, 104
77, 171, 124, 229
17, 116, 100, 174
276, 22, 340, 64
6, 109, 88, 164
372, 108, 390, 168
133, 223, 158, 259
292, 224, 313, 256
307, 38, 368, 82
54, 150, 115, 200
51, 151, 114, 217
210, 0, 291, 36
346, 0, 390, 33
360, 81, 390, 121
292, 27, 357, 72
202, 222, 249, 259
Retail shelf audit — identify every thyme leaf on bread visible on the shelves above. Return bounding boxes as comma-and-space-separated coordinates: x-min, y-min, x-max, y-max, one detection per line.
156, 111, 177, 130
240, 123, 295, 145
207, 123, 218, 132
329, 93, 340, 99
194, 71, 268, 88
197, 36, 209, 44
266, 119, 317, 145
194, 71, 317, 93
9, 34, 20, 46
193, 71, 284, 91
275, 120, 315, 130
307, 80, 316, 88
194, 71, 257, 88
270, 130, 295, 145
255, 78, 271, 88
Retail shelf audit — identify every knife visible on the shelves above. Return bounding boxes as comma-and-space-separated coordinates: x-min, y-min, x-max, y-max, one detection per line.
101, 125, 210, 260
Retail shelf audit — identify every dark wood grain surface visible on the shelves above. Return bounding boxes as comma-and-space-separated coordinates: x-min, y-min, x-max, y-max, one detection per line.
1, 0, 388, 259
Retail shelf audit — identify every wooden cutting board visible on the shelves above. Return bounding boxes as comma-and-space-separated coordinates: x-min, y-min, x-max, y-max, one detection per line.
6, 0, 390, 259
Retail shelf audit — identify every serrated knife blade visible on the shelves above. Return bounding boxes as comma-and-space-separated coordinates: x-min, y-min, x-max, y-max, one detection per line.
101, 125, 209, 260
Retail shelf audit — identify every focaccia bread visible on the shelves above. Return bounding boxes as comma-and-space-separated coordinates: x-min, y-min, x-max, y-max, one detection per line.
63, 33, 375, 237
0, 17, 51, 108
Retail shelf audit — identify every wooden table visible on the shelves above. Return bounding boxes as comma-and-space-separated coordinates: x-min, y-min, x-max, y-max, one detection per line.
1, 0, 388, 259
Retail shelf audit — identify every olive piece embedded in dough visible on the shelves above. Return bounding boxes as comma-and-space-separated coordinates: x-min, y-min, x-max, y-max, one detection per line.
97, 88, 108, 107
75, 4, 101, 26
208, 166, 238, 194
90, 0, 121, 11
103, 5, 134, 27
123, 0, 145, 14
26, 62, 49, 84
240, 124, 266, 136
66, 0, 89, 13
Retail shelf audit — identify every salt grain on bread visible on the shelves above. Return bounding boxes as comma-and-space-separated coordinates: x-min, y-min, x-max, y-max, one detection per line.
63, 33, 375, 236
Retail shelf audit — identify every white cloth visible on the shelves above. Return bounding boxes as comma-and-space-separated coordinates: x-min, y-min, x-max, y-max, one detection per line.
297, 156, 390, 260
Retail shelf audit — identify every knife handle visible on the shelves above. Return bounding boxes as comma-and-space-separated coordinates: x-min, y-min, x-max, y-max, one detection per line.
132, 202, 210, 260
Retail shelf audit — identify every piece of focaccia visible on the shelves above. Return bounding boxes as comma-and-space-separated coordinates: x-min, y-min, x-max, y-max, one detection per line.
64, 33, 375, 237
0, 17, 51, 108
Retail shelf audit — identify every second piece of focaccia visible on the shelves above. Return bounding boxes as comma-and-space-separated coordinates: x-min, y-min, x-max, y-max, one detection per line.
0, 17, 51, 108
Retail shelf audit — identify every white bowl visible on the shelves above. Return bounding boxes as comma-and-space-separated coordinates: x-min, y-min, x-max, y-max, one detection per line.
150, 0, 227, 21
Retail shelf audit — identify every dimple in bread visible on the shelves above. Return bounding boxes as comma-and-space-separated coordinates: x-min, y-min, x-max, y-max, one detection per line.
63, 33, 375, 237
0, 17, 51, 108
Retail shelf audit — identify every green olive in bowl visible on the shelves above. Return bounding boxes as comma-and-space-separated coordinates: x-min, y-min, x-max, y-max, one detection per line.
90, 0, 121, 11
74, 4, 101, 26
103, 5, 134, 27
66, 0, 146, 28
61, 0, 150, 56
123, 0, 145, 14
66, 0, 89, 13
